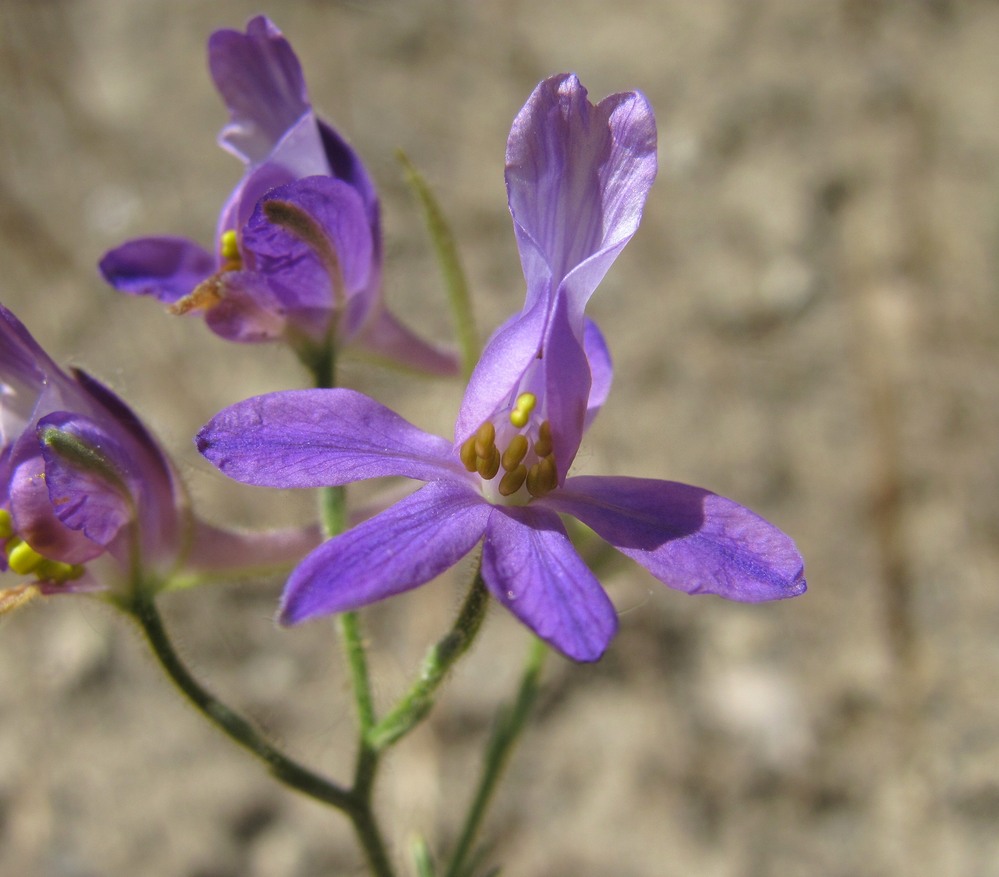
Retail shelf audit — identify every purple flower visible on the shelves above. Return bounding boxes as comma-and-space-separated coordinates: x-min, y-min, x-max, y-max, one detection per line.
98, 16, 456, 373
198, 75, 805, 661
0, 305, 317, 611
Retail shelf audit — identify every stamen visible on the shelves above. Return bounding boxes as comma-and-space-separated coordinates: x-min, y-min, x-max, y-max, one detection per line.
459, 435, 479, 472
526, 455, 558, 498
0, 508, 13, 540
474, 422, 496, 459
501, 434, 529, 471
498, 464, 528, 497
533, 420, 553, 458
476, 445, 500, 480
509, 392, 537, 428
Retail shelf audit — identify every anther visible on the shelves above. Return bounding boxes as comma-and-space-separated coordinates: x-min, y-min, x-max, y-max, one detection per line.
459, 435, 479, 472
0, 509, 13, 541
498, 464, 528, 497
7, 540, 43, 575
526, 455, 558, 498
501, 434, 529, 471
533, 421, 553, 458
476, 445, 501, 480
473, 422, 496, 459
219, 229, 241, 265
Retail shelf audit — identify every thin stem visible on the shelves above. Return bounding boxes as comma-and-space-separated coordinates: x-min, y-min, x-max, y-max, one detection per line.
367, 572, 490, 752
123, 591, 353, 811
444, 637, 548, 877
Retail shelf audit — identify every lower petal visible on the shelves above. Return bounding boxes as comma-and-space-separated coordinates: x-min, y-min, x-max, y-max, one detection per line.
482, 505, 617, 662
545, 476, 806, 603
279, 481, 490, 624
99, 237, 215, 304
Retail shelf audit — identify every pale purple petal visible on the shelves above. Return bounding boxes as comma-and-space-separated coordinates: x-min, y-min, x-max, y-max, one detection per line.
208, 15, 311, 165
242, 176, 374, 316
583, 318, 613, 430
201, 271, 290, 342
198, 388, 465, 488
454, 297, 547, 445
98, 237, 215, 304
355, 308, 460, 376
280, 481, 490, 623
8, 454, 105, 565
506, 73, 657, 320
481, 504, 617, 662
36, 413, 134, 548
544, 476, 807, 602
184, 519, 321, 575
540, 293, 591, 481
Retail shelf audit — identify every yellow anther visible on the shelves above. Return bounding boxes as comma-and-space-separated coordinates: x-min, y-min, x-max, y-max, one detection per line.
476, 445, 501, 480
501, 434, 529, 471
473, 422, 496, 459
0, 508, 13, 541
533, 421, 553, 458
498, 464, 528, 497
509, 392, 537, 428
37, 558, 84, 583
7, 540, 44, 575
526, 455, 558, 498
459, 436, 479, 472
219, 229, 241, 264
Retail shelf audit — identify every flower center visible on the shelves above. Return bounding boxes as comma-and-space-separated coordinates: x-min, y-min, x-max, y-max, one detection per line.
459, 392, 558, 504
0, 508, 83, 586
168, 230, 243, 317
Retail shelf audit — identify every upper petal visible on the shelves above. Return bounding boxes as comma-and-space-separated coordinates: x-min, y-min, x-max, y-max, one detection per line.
208, 15, 311, 165
506, 73, 657, 320
98, 237, 216, 304
481, 504, 618, 662
280, 480, 490, 623
198, 388, 464, 488
543, 476, 807, 602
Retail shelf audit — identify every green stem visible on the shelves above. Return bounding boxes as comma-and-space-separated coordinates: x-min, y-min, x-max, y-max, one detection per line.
367, 572, 490, 752
444, 637, 548, 877
123, 592, 353, 811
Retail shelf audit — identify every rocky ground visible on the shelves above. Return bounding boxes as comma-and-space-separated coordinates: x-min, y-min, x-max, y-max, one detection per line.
2, 1, 999, 875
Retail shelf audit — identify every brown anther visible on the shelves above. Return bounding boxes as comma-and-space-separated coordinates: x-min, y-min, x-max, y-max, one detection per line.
533, 420, 553, 458
169, 276, 223, 315
526, 454, 558, 498
473, 422, 496, 459
459, 435, 479, 472
498, 464, 528, 497
476, 445, 501, 480
501, 434, 529, 471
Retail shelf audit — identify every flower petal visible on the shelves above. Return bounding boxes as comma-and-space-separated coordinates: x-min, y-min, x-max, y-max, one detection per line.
482, 504, 617, 662
506, 73, 657, 320
242, 176, 375, 319
356, 308, 460, 376
454, 297, 547, 445
36, 412, 135, 549
279, 481, 489, 623
198, 388, 464, 488
184, 519, 321, 576
98, 237, 215, 304
208, 15, 311, 165
541, 293, 591, 481
583, 317, 613, 430
544, 476, 807, 602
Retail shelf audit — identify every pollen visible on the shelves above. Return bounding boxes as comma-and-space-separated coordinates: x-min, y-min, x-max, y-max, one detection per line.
1, 512, 84, 585
499, 463, 528, 496
501, 434, 529, 471
509, 392, 537, 428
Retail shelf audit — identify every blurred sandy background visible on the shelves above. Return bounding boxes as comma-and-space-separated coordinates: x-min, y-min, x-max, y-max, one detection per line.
2, 1, 999, 874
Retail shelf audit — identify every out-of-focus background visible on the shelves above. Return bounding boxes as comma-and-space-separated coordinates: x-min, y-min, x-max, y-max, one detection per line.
2, 1, 999, 874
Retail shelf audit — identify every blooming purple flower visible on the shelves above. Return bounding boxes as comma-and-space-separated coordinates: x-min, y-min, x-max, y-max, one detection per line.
98, 16, 456, 373
0, 305, 317, 612
197, 75, 806, 662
